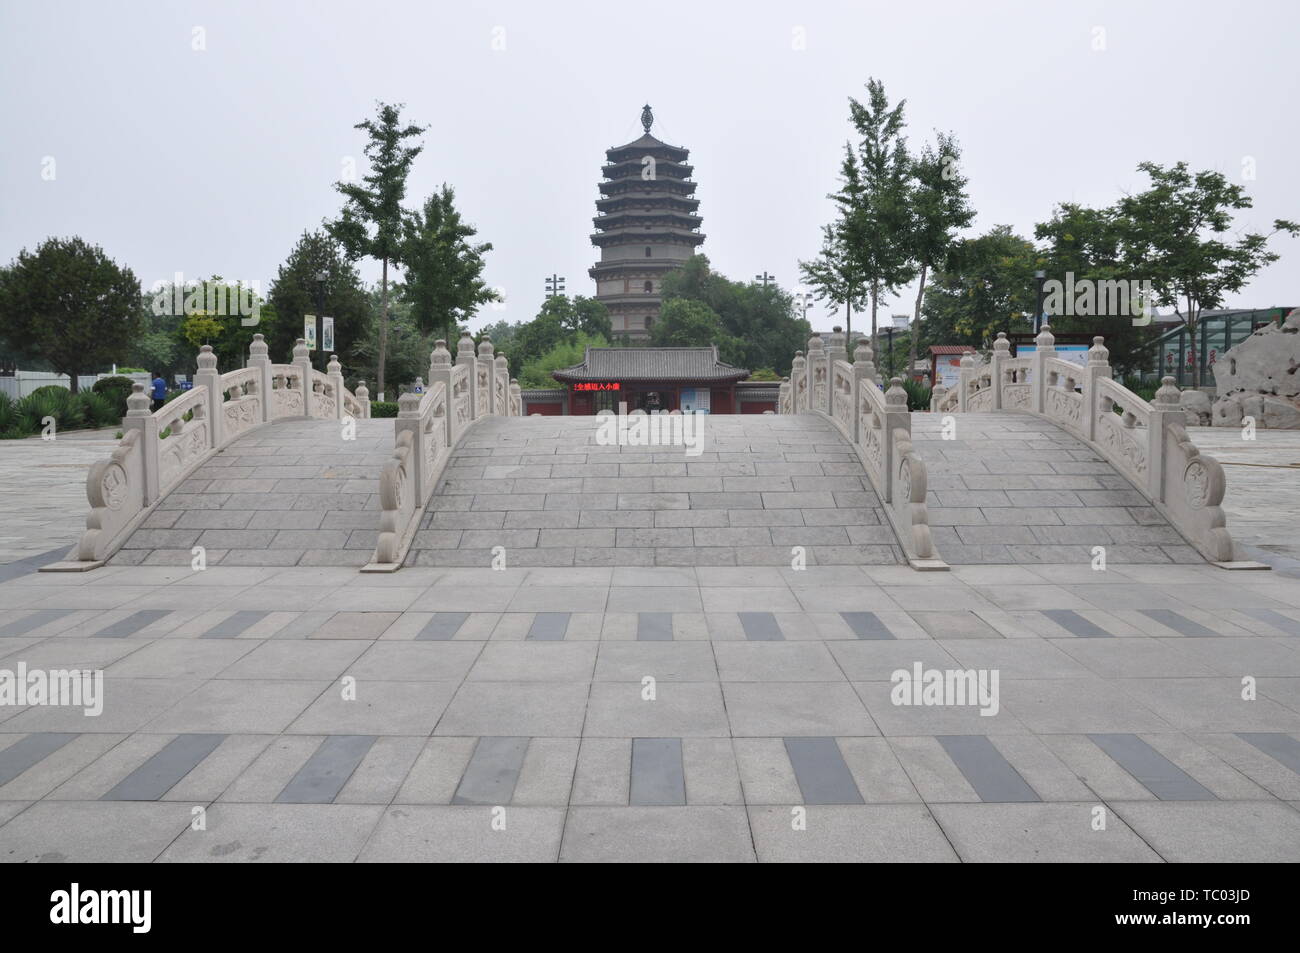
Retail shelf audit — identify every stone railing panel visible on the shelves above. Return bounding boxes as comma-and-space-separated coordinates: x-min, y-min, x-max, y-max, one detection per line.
270, 364, 306, 419
220, 366, 263, 444
155, 386, 211, 493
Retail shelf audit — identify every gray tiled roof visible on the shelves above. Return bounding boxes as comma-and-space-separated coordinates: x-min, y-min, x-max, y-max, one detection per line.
552, 347, 749, 383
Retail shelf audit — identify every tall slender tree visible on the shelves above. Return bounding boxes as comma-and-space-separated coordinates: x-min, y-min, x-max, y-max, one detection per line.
326, 101, 427, 397
800, 144, 868, 338
402, 184, 500, 342
905, 132, 974, 376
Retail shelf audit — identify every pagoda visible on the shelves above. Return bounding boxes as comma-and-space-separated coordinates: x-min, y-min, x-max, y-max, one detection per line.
589, 105, 705, 341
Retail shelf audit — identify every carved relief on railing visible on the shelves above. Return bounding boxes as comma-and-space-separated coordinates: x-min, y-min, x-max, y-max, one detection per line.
309, 370, 337, 420
156, 387, 211, 492
831, 361, 854, 435
1002, 384, 1031, 409
1096, 411, 1148, 482
857, 380, 886, 485
375, 430, 415, 565
220, 367, 263, 443
891, 427, 934, 560
75, 428, 145, 562
1043, 385, 1083, 429
967, 386, 994, 412
270, 364, 304, 417
1164, 422, 1233, 562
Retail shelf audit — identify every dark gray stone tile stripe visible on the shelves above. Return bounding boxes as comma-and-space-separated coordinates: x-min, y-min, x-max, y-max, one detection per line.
453, 736, 530, 805
783, 736, 864, 804
1088, 733, 1216, 800
416, 612, 469, 640
93, 610, 172, 638
637, 612, 674, 641
101, 733, 227, 801
0, 609, 74, 638
1240, 608, 1300, 637
840, 611, 894, 640
0, 547, 71, 584
739, 612, 784, 641
1237, 732, 1300, 775
938, 735, 1040, 803
630, 737, 686, 806
527, 612, 570, 641
0, 732, 77, 786
1042, 609, 1113, 638
201, 610, 270, 639
1138, 609, 1217, 638
276, 734, 377, 804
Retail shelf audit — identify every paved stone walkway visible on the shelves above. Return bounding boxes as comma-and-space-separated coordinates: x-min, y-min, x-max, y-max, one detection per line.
1189, 428, 1300, 564
911, 413, 1202, 565
112, 419, 392, 568
0, 560, 1298, 861
410, 414, 904, 568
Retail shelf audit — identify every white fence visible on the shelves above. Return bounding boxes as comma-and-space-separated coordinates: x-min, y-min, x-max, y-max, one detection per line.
47, 335, 370, 570
778, 330, 943, 569
365, 333, 523, 571
931, 327, 1240, 564
0, 371, 148, 400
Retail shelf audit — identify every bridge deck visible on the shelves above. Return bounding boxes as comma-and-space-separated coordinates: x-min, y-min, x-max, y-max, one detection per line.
408, 414, 905, 567
111, 418, 393, 568
912, 412, 1201, 565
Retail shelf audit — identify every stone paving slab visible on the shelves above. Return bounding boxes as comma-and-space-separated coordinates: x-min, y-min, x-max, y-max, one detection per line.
912, 413, 1202, 565
409, 415, 904, 567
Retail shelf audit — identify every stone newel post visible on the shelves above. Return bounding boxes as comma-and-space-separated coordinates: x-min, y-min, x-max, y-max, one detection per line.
123, 382, 160, 505
354, 381, 371, 419
510, 378, 522, 416
1148, 376, 1183, 504
851, 338, 876, 442
1030, 324, 1056, 414
194, 344, 223, 450
248, 333, 272, 422
826, 326, 847, 417
882, 377, 912, 505
428, 339, 454, 445
477, 335, 497, 416
778, 377, 790, 414
495, 353, 510, 415
990, 332, 1010, 411
456, 332, 477, 418
790, 351, 806, 414
1083, 336, 1112, 442
807, 333, 827, 414
327, 354, 345, 420
957, 352, 976, 412
292, 338, 314, 419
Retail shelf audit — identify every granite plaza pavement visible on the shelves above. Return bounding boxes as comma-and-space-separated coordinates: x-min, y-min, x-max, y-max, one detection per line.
0, 414, 1299, 862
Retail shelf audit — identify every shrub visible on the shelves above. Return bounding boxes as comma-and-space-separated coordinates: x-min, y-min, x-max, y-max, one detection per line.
92, 375, 137, 416
901, 379, 932, 412
0, 393, 28, 438
370, 401, 399, 418
77, 391, 119, 428
17, 387, 84, 433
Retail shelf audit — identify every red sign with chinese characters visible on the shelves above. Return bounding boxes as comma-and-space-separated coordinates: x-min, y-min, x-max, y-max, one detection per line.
573, 382, 621, 392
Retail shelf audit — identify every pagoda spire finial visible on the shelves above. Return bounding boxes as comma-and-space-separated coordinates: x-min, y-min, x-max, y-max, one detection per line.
641, 103, 654, 134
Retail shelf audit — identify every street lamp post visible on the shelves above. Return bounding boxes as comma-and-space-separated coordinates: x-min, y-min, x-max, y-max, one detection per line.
545, 274, 566, 298
793, 292, 814, 322
314, 271, 328, 371
755, 271, 775, 287
1033, 269, 1047, 334
881, 327, 897, 379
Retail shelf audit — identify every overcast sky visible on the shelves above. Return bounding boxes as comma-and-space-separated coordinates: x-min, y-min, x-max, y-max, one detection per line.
2, 0, 1297, 337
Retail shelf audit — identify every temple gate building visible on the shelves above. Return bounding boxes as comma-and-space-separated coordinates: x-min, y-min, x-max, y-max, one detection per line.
589, 105, 705, 341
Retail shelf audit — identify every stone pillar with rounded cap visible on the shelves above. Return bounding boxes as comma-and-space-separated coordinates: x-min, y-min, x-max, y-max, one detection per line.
123, 382, 160, 505
826, 326, 847, 416
428, 339, 454, 445
1030, 323, 1056, 414
495, 353, 509, 415
807, 333, 827, 414
790, 351, 806, 414
957, 352, 976, 412
990, 332, 1010, 411
248, 333, 272, 422
354, 381, 371, 419
852, 338, 876, 441
456, 331, 477, 418
1083, 336, 1112, 441
1148, 375, 1183, 504
509, 378, 522, 416
477, 335, 497, 416
882, 376, 912, 504
194, 344, 223, 449
292, 338, 314, 419
327, 354, 345, 420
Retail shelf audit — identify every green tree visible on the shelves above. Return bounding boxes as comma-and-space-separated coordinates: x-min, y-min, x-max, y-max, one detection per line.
268, 230, 371, 372
904, 131, 974, 375
518, 331, 609, 389
651, 299, 744, 365
326, 101, 428, 395
403, 185, 500, 341
920, 226, 1037, 350
348, 282, 430, 393
1113, 161, 1298, 387
508, 295, 611, 378
0, 237, 141, 392
800, 217, 866, 337
840, 79, 917, 346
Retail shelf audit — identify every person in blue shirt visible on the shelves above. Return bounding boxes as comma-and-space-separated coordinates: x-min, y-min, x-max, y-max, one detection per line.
150, 373, 168, 412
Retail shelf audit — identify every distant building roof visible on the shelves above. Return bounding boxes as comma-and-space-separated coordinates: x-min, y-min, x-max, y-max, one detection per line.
928, 345, 977, 356
552, 346, 749, 383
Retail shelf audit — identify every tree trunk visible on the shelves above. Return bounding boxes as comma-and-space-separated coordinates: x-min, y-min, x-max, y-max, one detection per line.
870, 280, 880, 364
378, 257, 390, 398
845, 299, 852, 344
67, 369, 80, 394
1188, 300, 1200, 390
908, 263, 927, 383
